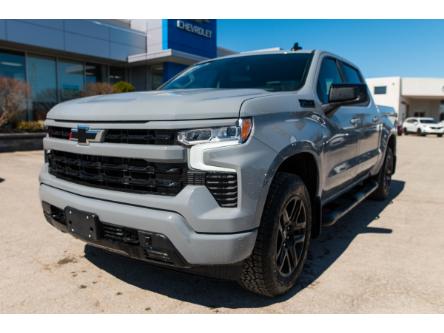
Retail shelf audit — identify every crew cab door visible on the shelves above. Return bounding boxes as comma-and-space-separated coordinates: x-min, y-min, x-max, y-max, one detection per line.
316, 57, 360, 197
338, 61, 381, 174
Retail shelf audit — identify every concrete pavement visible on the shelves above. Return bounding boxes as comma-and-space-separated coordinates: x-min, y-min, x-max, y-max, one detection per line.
0, 135, 443, 313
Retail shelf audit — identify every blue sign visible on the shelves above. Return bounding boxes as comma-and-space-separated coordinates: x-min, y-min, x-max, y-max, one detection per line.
162, 19, 217, 81
162, 19, 217, 58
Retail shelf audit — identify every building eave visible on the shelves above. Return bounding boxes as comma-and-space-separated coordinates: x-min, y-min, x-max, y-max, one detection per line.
128, 49, 208, 66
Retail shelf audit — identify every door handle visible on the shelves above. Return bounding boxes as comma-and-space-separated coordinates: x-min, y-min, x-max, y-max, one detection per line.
350, 117, 360, 126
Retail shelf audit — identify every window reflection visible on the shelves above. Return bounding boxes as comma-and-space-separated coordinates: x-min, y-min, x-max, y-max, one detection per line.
85, 63, 103, 84
58, 61, 84, 101
28, 55, 57, 120
109, 66, 125, 84
0, 50, 25, 81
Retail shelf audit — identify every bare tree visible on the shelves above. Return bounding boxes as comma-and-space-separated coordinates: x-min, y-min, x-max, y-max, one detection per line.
0, 77, 31, 128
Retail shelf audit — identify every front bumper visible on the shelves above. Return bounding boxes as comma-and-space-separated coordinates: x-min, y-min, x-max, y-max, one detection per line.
423, 127, 444, 134
40, 184, 257, 266
40, 122, 277, 266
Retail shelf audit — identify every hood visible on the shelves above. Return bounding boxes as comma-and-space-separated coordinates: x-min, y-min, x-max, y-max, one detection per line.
47, 89, 272, 122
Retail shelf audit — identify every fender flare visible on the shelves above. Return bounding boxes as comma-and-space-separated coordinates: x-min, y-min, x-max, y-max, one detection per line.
252, 141, 323, 236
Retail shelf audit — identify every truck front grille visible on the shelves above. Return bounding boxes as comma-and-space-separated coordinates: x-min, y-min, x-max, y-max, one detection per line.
101, 223, 139, 245
47, 126, 70, 140
47, 126, 177, 145
47, 150, 187, 196
47, 150, 238, 207
104, 129, 177, 145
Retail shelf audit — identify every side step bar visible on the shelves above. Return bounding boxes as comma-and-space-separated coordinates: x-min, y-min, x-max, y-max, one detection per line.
322, 180, 378, 227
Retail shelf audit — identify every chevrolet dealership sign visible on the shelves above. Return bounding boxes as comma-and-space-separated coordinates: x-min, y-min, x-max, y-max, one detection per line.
176, 20, 213, 38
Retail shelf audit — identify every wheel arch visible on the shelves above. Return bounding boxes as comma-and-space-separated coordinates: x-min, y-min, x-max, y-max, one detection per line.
256, 145, 323, 238
387, 133, 397, 174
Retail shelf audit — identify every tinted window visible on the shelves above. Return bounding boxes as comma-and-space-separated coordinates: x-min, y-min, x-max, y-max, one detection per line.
419, 119, 436, 124
28, 55, 57, 120
0, 50, 25, 80
317, 58, 343, 104
374, 86, 387, 94
342, 63, 363, 83
85, 63, 104, 84
151, 64, 163, 90
162, 53, 313, 92
341, 63, 363, 84
58, 61, 84, 101
109, 66, 125, 84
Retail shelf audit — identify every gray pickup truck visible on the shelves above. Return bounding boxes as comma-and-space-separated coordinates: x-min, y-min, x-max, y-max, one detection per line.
40, 49, 396, 297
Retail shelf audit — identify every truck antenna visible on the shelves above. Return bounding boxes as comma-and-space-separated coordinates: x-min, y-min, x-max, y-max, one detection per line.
291, 43, 302, 51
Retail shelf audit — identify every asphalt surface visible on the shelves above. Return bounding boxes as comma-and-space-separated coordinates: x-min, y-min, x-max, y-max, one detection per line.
1, 135, 443, 313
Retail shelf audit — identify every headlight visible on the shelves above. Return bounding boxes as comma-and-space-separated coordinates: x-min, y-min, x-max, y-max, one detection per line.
177, 118, 252, 146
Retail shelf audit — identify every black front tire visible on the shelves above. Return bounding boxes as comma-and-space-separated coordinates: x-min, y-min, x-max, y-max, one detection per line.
417, 129, 426, 136
371, 147, 394, 201
239, 172, 312, 297
403, 128, 408, 135
438, 134, 443, 138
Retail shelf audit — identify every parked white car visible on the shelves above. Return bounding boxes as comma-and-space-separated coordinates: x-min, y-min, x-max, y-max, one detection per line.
402, 117, 444, 137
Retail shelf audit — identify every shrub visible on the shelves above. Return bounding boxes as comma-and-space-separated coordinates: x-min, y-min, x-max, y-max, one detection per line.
0, 77, 31, 128
112, 81, 135, 93
81, 82, 114, 97
15, 120, 45, 132
80, 81, 136, 97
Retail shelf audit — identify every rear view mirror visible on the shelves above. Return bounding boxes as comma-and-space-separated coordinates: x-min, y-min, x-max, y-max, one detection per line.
325, 83, 369, 115
328, 83, 368, 104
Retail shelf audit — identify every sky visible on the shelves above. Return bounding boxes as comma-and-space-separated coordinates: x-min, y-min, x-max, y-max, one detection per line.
217, 20, 444, 78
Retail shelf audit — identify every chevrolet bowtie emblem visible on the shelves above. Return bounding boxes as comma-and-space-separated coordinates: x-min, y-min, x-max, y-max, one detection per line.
69, 125, 103, 145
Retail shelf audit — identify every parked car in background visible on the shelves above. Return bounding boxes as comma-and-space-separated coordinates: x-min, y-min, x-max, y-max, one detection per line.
403, 117, 444, 137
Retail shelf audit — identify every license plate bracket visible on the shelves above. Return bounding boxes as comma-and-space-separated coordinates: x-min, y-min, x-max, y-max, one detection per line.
65, 207, 99, 241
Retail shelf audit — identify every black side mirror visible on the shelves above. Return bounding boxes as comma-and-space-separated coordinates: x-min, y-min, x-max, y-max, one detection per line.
325, 83, 369, 115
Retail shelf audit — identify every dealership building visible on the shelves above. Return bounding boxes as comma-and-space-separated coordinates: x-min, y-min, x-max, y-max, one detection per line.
366, 77, 444, 122
3, 20, 443, 125
0, 19, 233, 120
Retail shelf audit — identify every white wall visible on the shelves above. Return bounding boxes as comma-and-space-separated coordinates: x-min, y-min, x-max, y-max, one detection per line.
405, 98, 441, 119
130, 19, 163, 54
402, 78, 444, 97
366, 77, 402, 115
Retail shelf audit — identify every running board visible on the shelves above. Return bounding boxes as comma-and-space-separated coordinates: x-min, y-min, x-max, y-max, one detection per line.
322, 180, 378, 227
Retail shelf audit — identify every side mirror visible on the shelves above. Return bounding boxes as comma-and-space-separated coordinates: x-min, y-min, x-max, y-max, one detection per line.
325, 83, 369, 115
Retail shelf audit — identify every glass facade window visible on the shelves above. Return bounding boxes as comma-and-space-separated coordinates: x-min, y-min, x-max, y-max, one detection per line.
0, 50, 26, 81
85, 63, 104, 84
58, 61, 84, 101
151, 64, 163, 89
109, 66, 125, 84
28, 55, 57, 120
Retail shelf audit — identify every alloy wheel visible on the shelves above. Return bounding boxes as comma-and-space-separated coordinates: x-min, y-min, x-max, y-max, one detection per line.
276, 196, 307, 277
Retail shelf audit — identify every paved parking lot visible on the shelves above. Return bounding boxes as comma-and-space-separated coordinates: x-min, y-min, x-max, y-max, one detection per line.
0, 135, 443, 313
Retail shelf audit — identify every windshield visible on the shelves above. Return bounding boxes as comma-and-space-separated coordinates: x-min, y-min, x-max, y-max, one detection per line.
161, 53, 313, 92
420, 119, 437, 124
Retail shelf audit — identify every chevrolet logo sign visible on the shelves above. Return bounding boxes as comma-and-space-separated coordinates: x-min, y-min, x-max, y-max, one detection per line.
69, 125, 104, 145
